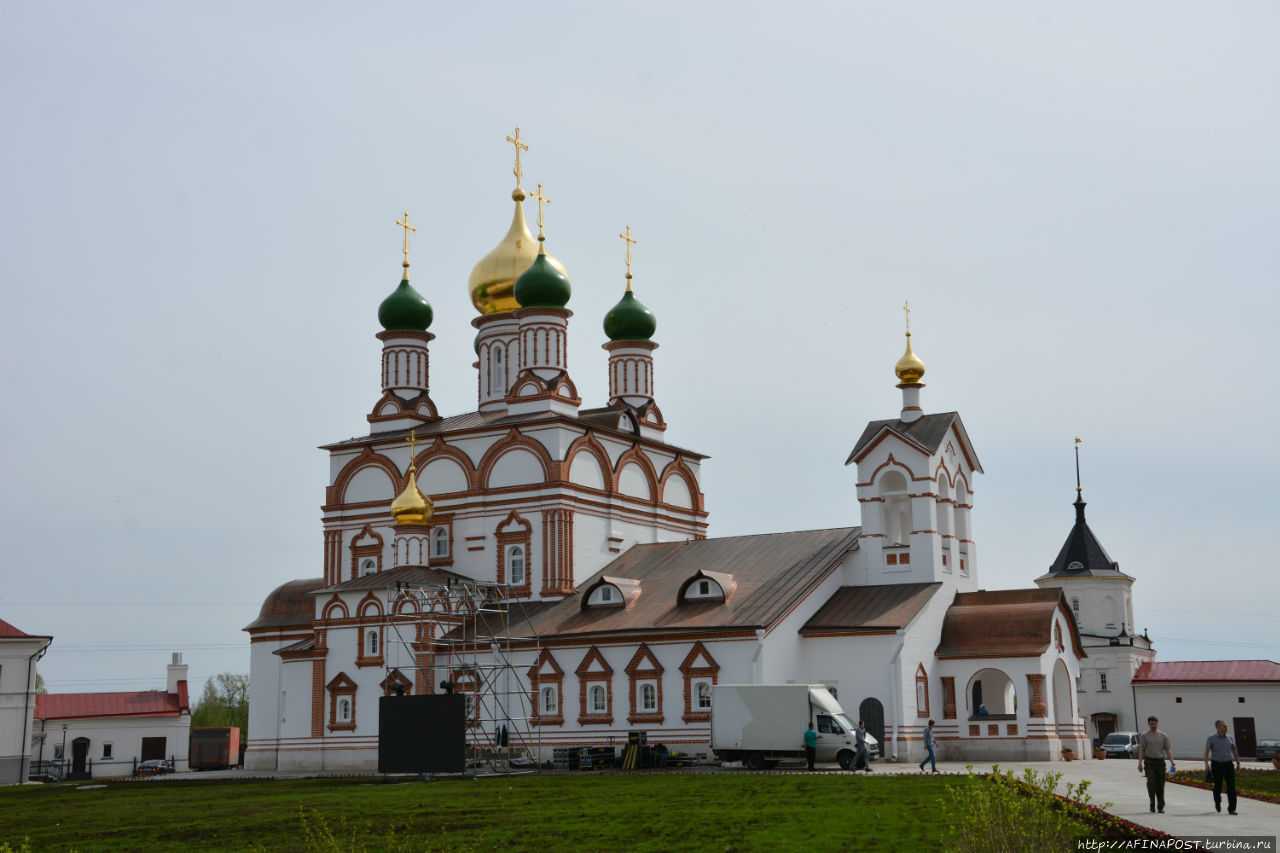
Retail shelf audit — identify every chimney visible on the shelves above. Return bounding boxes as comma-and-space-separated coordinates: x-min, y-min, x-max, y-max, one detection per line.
166, 652, 188, 695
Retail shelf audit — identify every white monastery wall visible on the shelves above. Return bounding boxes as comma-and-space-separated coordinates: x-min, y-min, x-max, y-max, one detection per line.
34, 715, 190, 776
1134, 683, 1280, 760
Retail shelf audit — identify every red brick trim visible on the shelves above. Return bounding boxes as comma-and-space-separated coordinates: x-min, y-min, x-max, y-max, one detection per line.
941, 676, 957, 720
1028, 674, 1048, 718
527, 648, 565, 726
310, 659, 325, 738
328, 447, 403, 506
495, 510, 533, 597
625, 643, 665, 724
678, 641, 719, 723
576, 646, 614, 725
413, 436, 480, 494
321, 594, 350, 622
614, 446, 660, 501
381, 669, 413, 696
564, 434, 616, 493
327, 672, 357, 732
477, 429, 557, 490
657, 458, 705, 514
349, 525, 384, 581
541, 508, 575, 596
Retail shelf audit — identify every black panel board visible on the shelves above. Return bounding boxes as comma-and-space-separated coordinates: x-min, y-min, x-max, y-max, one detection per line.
378, 694, 466, 773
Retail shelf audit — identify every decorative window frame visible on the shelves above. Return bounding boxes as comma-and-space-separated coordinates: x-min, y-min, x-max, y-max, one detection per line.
494, 511, 533, 597
429, 514, 454, 566
914, 663, 930, 718
327, 672, 357, 732
452, 668, 481, 728
679, 642, 720, 723
941, 676, 957, 720
576, 646, 614, 725
527, 649, 564, 726
355, 593, 384, 668
380, 669, 412, 697
625, 644, 665, 725
349, 525, 384, 581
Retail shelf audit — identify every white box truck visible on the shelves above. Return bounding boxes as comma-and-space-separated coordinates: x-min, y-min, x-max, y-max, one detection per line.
711, 684, 875, 770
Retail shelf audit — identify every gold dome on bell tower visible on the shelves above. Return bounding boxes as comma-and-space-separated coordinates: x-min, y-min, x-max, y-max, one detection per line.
468, 127, 568, 315
894, 300, 926, 386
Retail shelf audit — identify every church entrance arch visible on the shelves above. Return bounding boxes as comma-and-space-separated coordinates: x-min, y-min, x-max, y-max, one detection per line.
858, 697, 885, 749
966, 669, 1015, 718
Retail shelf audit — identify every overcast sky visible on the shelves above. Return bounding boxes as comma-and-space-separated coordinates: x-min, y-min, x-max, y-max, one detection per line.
3, 2, 1276, 694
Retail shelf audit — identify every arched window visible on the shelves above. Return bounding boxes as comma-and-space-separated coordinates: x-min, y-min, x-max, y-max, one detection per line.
431, 527, 449, 558
589, 684, 608, 713
361, 558, 376, 577
541, 685, 557, 715
879, 471, 912, 547
640, 682, 658, 712
696, 681, 712, 710
338, 698, 351, 722
506, 544, 526, 586
366, 630, 379, 657
491, 345, 506, 396
937, 474, 954, 553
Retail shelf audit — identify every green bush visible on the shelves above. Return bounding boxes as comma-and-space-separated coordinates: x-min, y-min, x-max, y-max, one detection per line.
939, 766, 1097, 853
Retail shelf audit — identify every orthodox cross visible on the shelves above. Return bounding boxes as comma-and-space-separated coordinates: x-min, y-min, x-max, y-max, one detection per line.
619, 225, 637, 291
407, 428, 418, 474
505, 127, 528, 189
395, 210, 416, 276
903, 300, 912, 335
1073, 436, 1084, 498
531, 183, 551, 242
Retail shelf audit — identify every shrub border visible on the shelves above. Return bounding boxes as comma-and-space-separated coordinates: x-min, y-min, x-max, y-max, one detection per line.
1169, 770, 1280, 805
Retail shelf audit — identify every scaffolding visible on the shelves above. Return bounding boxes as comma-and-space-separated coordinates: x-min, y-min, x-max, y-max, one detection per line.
381, 579, 543, 774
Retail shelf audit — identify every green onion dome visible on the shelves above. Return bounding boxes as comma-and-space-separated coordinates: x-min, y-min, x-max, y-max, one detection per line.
513, 251, 572, 309
603, 290, 657, 341
378, 278, 433, 331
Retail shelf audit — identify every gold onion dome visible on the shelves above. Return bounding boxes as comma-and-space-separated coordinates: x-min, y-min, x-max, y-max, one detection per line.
468, 191, 568, 315
390, 465, 432, 526
895, 332, 926, 385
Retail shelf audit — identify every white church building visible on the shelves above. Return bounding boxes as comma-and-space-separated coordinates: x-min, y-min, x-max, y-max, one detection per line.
244, 136, 1091, 771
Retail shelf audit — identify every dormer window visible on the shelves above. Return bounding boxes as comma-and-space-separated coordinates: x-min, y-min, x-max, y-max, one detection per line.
678, 571, 733, 604
587, 584, 622, 607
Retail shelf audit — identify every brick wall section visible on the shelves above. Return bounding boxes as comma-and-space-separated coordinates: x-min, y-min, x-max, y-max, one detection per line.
311, 658, 325, 737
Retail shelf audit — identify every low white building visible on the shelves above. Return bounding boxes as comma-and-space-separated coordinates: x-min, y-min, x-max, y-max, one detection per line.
33, 653, 191, 778
0, 619, 53, 784
1132, 660, 1280, 760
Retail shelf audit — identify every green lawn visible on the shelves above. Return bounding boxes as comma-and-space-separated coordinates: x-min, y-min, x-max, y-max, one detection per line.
0, 773, 971, 852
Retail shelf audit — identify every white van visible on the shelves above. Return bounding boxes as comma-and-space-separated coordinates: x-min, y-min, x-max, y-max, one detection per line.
711, 684, 876, 770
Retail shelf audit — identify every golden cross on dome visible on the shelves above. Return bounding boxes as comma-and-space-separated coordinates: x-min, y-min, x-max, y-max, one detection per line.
531, 183, 551, 242
619, 225, 637, 291
395, 211, 416, 276
505, 127, 528, 189
903, 300, 912, 335
406, 428, 417, 473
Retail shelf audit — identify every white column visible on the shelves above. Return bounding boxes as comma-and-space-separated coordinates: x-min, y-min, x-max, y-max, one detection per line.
473, 314, 520, 414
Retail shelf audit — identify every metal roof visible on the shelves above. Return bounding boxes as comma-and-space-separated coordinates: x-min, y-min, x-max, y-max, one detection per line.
935, 588, 1086, 659
801, 582, 941, 635
1132, 660, 1280, 683
846, 411, 983, 472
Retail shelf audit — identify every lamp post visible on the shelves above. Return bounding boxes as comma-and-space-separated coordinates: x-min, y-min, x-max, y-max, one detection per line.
60, 724, 68, 777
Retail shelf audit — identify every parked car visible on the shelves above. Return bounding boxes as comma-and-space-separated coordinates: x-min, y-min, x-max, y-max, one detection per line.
1254, 739, 1280, 761
135, 759, 173, 777
1100, 731, 1139, 759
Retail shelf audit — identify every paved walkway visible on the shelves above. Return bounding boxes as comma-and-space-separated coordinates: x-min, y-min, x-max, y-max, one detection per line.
868, 760, 1280, 839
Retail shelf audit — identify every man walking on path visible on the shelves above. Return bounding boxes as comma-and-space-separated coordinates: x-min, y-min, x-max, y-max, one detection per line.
804, 722, 817, 771
1204, 720, 1241, 815
1138, 715, 1173, 813
855, 720, 872, 772
919, 719, 938, 774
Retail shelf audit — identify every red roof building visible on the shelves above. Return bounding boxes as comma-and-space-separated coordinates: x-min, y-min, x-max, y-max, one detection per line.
1132, 660, 1280, 683
35, 687, 189, 721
